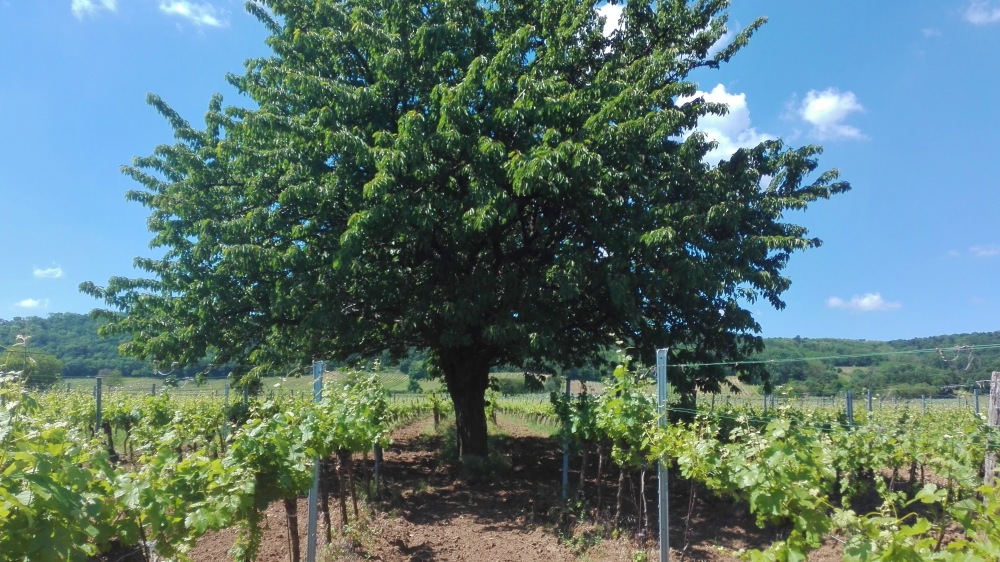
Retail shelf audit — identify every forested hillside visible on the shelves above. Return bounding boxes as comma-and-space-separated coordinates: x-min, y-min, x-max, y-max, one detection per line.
1, 312, 997, 394
0, 313, 150, 378
754, 333, 1000, 397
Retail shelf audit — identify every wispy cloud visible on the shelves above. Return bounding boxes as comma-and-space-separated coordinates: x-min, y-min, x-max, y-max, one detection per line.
71, 0, 116, 19
970, 244, 1000, 257
965, 1, 1000, 25
159, 1, 226, 27
707, 28, 736, 58
798, 88, 865, 140
827, 293, 901, 312
15, 298, 48, 310
678, 84, 774, 163
921, 28, 943, 38
33, 265, 64, 279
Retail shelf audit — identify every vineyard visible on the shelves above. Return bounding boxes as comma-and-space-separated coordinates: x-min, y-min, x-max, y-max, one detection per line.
3, 363, 1000, 561
0, 368, 431, 562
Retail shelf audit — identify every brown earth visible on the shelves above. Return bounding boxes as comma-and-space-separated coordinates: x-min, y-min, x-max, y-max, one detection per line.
187, 415, 843, 562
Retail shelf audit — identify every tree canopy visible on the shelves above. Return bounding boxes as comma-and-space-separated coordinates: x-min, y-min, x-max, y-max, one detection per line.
82, 0, 849, 457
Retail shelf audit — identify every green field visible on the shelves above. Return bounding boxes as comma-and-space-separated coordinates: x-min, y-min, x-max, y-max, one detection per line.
59, 369, 544, 396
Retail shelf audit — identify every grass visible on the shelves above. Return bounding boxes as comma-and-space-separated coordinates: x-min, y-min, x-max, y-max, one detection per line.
495, 411, 561, 439
63, 375, 240, 394
61, 369, 552, 397
416, 410, 562, 481
62, 371, 429, 395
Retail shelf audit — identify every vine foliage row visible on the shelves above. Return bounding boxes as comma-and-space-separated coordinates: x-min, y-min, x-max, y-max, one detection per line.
548, 361, 1000, 560
0, 369, 432, 562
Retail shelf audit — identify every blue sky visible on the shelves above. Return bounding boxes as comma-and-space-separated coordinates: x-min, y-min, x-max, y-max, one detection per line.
1, 1, 998, 342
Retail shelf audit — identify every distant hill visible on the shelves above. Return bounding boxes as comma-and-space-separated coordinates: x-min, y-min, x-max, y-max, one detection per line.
2, 312, 998, 394
0, 312, 151, 378
753, 333, 1000, 397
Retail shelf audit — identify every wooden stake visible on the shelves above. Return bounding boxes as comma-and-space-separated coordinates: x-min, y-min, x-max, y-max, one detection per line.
985, 372, 1000, 486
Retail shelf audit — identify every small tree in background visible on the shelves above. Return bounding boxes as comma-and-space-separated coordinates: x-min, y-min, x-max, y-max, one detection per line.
97, 368, 123, 388
407, 377, 423, 394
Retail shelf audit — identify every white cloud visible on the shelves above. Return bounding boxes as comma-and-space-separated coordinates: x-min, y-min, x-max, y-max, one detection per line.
71, 0, 116, 19
33, 265, 64, 279
15, 298, 48, 310
970, 244, 1000, 257
826, 293, 901, 312
159, 1, 226, 27
596, 3, 623, 37
921, 28, 943, 38
799, 88, 865, 140
965, 1, 1000, 25
678, 84, 774, 162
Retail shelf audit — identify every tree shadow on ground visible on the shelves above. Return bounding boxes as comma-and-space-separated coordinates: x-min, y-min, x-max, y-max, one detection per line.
376, 426, 566, 532
368, 416, 824, 562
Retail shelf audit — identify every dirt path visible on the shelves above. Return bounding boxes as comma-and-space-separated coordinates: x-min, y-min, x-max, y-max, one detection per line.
364, 416, 578, 562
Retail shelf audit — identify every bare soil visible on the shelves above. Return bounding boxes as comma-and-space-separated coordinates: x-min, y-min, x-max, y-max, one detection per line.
186, 416, 843, 561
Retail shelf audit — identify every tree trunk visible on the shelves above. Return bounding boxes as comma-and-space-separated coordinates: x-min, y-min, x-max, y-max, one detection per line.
596, 444, 605, 511
439, 349, 491, 459
373, 444, 383, 500
320, 459, 332, 545
102, 422, 118, 460
335, 449, 349, 534
640, 469, 648, 536
615, 467, 625, 525
348, 455, 359, 519
283, 498, 300, 562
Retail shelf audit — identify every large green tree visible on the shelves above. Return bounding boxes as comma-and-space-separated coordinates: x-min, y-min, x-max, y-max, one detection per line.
83, 0, 848, 458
